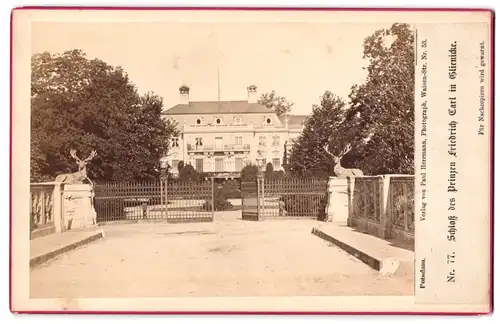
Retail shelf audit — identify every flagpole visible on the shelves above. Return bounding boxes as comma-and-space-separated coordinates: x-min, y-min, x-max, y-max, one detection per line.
217, 67, 220, 102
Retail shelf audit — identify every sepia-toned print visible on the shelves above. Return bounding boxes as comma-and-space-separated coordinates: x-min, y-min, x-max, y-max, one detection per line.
11, 8, 491, 313
28, 19, 416, 299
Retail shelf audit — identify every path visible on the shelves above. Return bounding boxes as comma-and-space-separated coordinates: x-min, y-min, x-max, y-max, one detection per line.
30, 212, 413, 297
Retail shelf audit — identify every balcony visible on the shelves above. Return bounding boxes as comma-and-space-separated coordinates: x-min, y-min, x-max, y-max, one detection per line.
187, 144, 251, 152
224, 144, 250, 151
187, 144, 214, 152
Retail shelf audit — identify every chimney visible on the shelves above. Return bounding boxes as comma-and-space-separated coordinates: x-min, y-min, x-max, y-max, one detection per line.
247, 85, 258, 104
179, 85, 190, 105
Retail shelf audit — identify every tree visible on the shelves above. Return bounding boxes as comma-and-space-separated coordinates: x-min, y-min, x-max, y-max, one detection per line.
282, 142, 289, 170
30, 49, 178, 182
286, 91, 347, 177
177, 164, 200, 181
177, 160, 185, 173
339, 23, 415, 174
240, 164, 260, 182
265, 162, 274, 176
258, 90, 293, 116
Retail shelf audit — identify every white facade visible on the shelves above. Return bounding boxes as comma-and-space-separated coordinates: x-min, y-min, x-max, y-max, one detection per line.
162, 85, 305, 177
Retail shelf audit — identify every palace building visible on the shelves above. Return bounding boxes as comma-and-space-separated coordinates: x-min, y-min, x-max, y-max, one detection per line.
161, 85, 307, 178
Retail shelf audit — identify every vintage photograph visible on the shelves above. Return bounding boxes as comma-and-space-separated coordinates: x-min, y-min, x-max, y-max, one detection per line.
27, 17, 417, 300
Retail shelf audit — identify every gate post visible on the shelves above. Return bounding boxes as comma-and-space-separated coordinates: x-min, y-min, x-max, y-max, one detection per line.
211, 177, 215, 221
160, 178, 164, 218
257, 173, 264, 221
164, 177, 169, 219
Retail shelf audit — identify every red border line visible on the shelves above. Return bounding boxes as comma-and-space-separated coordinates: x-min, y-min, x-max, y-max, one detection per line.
9, 8, 14, 314
488, 9, 495, 315
10, 6, 494, 316
11, 6, 495, 12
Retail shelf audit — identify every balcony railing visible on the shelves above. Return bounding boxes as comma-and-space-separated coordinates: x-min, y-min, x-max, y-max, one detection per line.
224, 144, 250, 151
187, 144, 215, 151
187, 144, 251, 152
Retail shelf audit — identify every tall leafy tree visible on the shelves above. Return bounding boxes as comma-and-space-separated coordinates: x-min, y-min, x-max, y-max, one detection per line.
339, 23, 415, 174
257, 90, 293, 116
31, 49, 178, 182
286, 91, 347, 177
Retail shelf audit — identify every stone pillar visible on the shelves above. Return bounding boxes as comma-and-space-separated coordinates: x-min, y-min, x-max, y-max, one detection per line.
325, 177, 349, 224
52, 182, 64, 233
379, 175, 392, 239
62, 184, 97, 230
346, 177, 355, 226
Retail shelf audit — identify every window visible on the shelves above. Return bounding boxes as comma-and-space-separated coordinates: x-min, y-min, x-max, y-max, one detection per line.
272, 136, 280, 147
215, 137, 223, 150
256, 158, 266, 169
215, 158, 224, 172
258, 136, 266, 147
235, 158, 243, 171
264, 116, 272, 126
195, 159, 204, 172
214, 116, 224, 125
235, 136, 243, 145
195, 137, 203, 146
172, 159, 180, 171
172, 138, 179, 148
273, 158, 280, 170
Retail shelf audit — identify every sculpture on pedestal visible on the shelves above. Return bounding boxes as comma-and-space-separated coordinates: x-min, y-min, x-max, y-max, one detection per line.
55, 149, 98, 228
323, 143, 364, 178
322, 143, 362, 223
55, 149, 98, 185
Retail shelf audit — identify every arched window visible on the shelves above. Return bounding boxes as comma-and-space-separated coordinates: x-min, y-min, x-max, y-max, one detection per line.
214, 116, 224, 125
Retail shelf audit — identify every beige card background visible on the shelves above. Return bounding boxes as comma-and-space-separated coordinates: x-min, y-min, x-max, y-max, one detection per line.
414, 22, 491, 305
11, 9, 492, 313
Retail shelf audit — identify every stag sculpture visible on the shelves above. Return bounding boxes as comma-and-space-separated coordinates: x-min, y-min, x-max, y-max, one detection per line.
324, 143, 364, 178
55, 149, 97, 185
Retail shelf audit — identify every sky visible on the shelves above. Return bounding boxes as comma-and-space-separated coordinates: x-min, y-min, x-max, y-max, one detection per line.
31, 22, 392, 115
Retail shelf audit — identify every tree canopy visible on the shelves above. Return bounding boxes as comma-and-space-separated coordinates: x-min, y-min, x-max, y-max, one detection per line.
258, 90, 293, 116
286, 91, 347, 177
342, 23, 415, 174
31, 49, 178, 182
287, 23, 415, 176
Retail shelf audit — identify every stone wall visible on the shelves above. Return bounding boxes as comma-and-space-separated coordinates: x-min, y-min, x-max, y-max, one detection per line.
324, 175, 415, 248
30, 182, 97, 237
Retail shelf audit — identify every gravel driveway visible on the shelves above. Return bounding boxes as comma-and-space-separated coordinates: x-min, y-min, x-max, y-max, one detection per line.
30, 212, 413, 298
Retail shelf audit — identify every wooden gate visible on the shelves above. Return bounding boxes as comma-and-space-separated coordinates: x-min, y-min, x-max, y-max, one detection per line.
94, 179, 215, 224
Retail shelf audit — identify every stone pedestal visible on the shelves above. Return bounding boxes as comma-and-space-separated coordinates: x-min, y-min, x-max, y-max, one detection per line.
325, 177, 349, 224
62, 184, 97, 230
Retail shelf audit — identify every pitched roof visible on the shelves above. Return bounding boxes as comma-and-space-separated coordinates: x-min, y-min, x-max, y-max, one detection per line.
278, 115, 309, 129
162, 101, 273, 115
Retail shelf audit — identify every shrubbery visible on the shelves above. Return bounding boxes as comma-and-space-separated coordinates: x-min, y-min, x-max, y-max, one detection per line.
95, 198, 125, 222
202, 197, 233, 211
220, 180, 241, 199
240, 164, 260, 182
202, 183, 234, 211
282, 194, 326, 219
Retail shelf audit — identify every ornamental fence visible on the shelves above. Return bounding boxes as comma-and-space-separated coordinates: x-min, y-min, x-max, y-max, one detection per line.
93, 179, 215, 223
348, 175, 414, 247
241, 177, 328, 220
